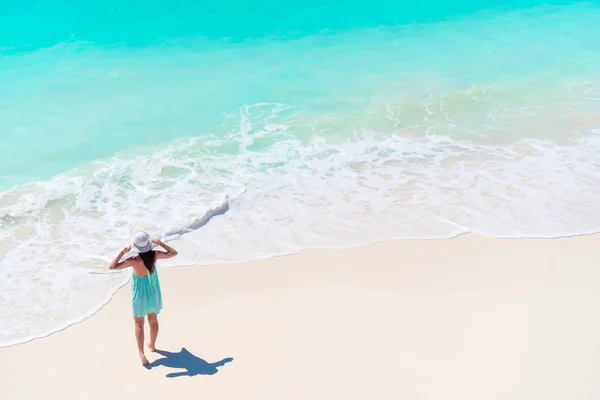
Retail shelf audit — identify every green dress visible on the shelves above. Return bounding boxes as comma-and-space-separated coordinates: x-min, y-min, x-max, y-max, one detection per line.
131, 267, 163, 317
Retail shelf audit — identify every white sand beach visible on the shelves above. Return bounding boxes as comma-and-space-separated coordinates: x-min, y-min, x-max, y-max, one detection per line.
1, 234, 599, 399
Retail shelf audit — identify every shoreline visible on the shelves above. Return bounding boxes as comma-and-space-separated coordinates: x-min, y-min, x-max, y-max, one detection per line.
3, 231, 598, 349
2, 234, 600, 399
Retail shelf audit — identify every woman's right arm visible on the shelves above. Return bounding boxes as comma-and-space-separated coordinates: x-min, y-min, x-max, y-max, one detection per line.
152, 239, 178, 259
108, 246, 134, 270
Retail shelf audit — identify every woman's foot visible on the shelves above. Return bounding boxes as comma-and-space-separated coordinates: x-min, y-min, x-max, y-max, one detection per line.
140, 354, 149, 366
147, 342, 156, 352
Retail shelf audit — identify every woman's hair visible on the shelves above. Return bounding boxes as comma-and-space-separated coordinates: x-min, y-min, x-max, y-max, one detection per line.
139, 251, 156, 274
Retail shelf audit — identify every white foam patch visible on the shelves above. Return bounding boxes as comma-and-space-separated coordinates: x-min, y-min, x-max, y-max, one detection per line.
1, 102, 600, 347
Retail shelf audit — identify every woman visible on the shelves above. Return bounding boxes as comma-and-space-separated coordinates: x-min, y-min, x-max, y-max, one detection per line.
108, 231, 178, 366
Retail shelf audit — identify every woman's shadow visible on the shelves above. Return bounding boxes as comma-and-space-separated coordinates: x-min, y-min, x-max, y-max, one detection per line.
147, 348, 233, 378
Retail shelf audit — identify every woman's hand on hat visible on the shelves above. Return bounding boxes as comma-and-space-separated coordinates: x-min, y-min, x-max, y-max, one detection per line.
151, 238, 161, 245
122, 246, 131, 254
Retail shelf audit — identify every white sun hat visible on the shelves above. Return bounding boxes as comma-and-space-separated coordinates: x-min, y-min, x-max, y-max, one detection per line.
131, 231, 153, 253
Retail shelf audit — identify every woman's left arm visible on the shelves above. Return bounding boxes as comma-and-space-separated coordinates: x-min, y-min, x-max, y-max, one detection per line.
152, 239, 178, 259
108, 246, 134, 270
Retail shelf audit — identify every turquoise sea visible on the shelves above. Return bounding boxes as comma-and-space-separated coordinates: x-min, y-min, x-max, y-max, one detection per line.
1, 0, 599, 346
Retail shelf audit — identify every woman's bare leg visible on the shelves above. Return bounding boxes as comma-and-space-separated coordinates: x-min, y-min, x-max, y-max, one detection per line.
133, 316, 148, 365
147, 313, 159, 352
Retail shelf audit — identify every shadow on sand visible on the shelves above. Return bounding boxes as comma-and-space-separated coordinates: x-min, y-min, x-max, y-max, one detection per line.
147, 348, 233, 378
